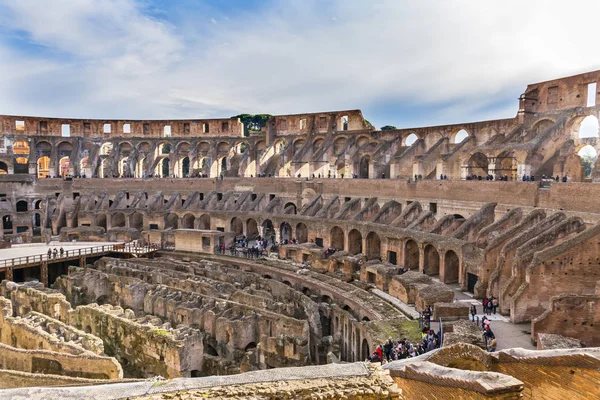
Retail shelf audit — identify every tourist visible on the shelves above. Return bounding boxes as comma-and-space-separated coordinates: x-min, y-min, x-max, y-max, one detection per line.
52, 248, 58, 259
492, 297, 498, 314
383, 338, 394, 361
488, 335, 497, 352
470, 304, 477, 321
47, 248, 52, 259
375, 345, 383, 362
59, 247, 64, 258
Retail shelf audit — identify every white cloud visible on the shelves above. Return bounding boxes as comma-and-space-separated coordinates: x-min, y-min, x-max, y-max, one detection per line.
1, 0, 600, 128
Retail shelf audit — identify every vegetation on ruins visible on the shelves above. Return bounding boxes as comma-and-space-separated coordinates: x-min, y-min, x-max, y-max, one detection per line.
232, 114, 272, 136
380, 125, 397, 130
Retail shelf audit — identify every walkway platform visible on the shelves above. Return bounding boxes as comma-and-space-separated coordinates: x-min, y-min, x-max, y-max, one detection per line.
0, 242, 158, 286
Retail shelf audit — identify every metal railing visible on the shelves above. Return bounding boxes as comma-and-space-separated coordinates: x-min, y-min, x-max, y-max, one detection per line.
0, 243, 158, 269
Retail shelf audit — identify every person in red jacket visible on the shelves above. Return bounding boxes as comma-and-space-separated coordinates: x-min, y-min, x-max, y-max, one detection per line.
375, 345, 383, 362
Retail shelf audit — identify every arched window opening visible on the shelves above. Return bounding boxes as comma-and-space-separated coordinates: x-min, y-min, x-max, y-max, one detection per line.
405, 133, 418, 146
454, 129, 469, 144
578, 115, 599, 139
578, 145, 597, 178
16, 200, 28, 212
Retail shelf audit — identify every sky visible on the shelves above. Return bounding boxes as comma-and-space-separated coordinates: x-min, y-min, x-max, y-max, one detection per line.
1, 0, 600, 129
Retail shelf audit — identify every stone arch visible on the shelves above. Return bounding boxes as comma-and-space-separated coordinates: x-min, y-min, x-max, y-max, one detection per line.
423, 244, 440, 275
12, 139, 29, 173
495, 150, 517, 180
361, 339, 370, 361
273, 138, 287, 154
131, 212, 144, 230
280, 222, 292, 242
176, 141, 191, 153
137, 141, 152, 153
293, 139, 306, 155
33, 213, 41, 229
157, 142, 171, 155
333, 137, 347, 155
577, 145, 597, 178
198, 214, 211, 230
159, 158, 170, 178
230, 217, 243, 236
284, 202, 297, 214
295, 222, 308, 244
111, 212, 126, 228
37, 155, 50, 178
16, 200, 28, 212
312, 138, 324, 153
356, 135, 370, 148
96, 214, 107, 231
2, 215, 12, 233
452, 129, 470, 144
218, 156, 227, 176
165, 213, 178, 230
403, 133, 419, 146
405, 239, 419, 270
100, 142, 113, 156
365, 231, 381, 260
359, 155, 370, 178
532, 118, 555, 135
182, 213, 195, 229
444, 250, 460, 283
467, 152, 488, 176
217, 141, 230, 154
246, 218, 259, 239
59, 156, 70, 178
330, 226, 344, 250
576, 115, 599, 139
197, 141, 211, 153
348, 229, 363, 255
0, 161, 7, 174
262, 219, 275, 242
180, 156, 190, 177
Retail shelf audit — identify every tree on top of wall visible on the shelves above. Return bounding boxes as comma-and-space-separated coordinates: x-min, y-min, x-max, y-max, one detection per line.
233, 114, 273, 136
380, 125, 397, 130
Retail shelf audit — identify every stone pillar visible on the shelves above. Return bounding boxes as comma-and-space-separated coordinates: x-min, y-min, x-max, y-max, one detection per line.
460, 164, 468, 180
275, 228, 281, 243
418, 246, 425, 273
6, 268, 13, 282
517, 164, 531, 179
436, 161, 445, 179
487, 158, 496, 178
80, 257, 86, 268
41, 262, 48, 287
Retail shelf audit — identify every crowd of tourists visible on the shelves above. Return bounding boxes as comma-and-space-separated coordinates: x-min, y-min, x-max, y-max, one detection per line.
366, 327, 442, 363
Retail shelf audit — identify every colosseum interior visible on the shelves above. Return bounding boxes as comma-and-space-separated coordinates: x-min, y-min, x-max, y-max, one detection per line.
0, 70, 598, 399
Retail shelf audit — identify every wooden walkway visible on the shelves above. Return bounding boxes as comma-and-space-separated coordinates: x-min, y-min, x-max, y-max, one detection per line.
0, 243, 159, 286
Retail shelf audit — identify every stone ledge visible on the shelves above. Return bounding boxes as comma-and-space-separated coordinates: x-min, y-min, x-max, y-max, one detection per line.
388, 361, 523, 395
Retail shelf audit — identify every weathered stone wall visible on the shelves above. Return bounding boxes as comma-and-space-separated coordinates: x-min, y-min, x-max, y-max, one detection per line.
69, 303, 204, 379
0, 342, 121, 379
531, 294, 599, 347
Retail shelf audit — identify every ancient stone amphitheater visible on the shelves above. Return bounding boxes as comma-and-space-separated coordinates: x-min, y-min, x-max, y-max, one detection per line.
0, 71, 598, 399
